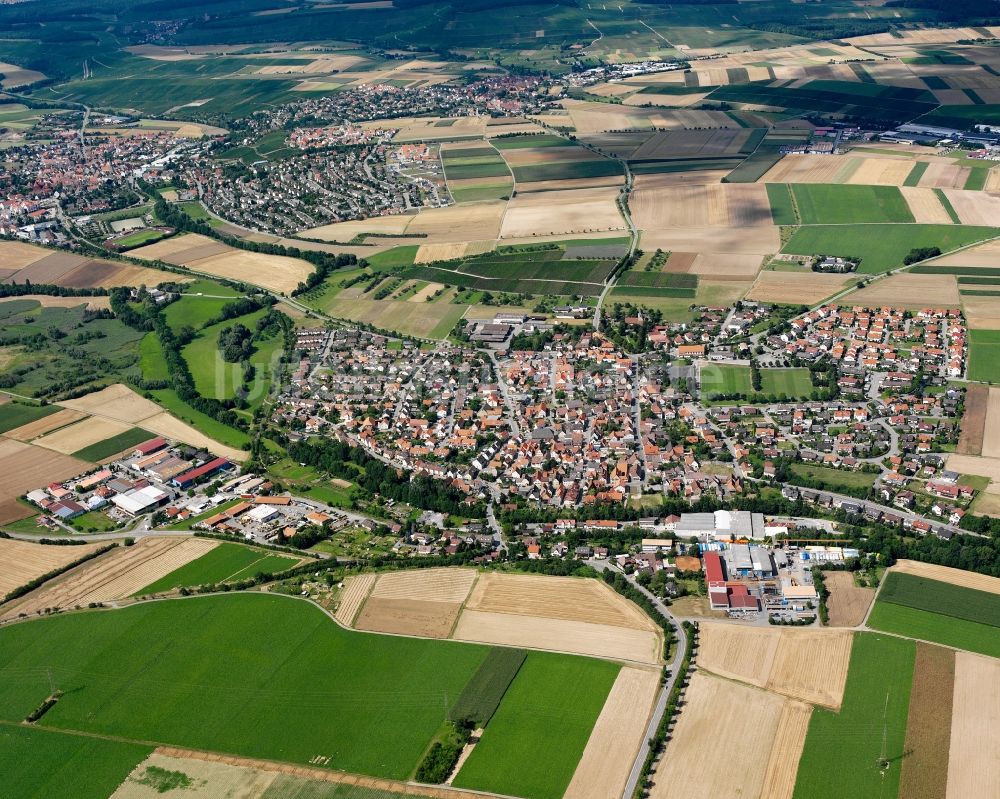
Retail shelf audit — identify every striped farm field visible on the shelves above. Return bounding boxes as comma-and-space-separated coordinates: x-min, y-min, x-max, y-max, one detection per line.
136, 541, 303, 594
0, 537, 104, 598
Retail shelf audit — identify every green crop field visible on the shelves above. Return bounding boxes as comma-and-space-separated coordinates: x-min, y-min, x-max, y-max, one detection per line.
766, 183, 797, 225
790, 184, 914, 225
875, 572, 1000, 628
867, 602, 1000, 659
1, 724, 151, 799
453, 652, 619, 799
968, 329, 1000, 383
792, 633, 914, 799
71, 427, 154, 462
447, 648, 527, 727
0, 595, 489, 780
137, 542, 301, 594
759, 368, 813, 397
492, 134, 566, 149
511, 160, 622, 182
443, 161, 511, 180
903, 162, 929, 186
0, 402, 59, 434
782, 224, 997, 273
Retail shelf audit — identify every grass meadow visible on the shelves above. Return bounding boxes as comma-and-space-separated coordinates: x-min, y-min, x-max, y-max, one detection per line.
792, 633, 915, 799
1, 724, 150, 799
71, 427, 154, 462
137, 543, 301, 594
0, 595, 489, 780
453, 652, 619, 799
783, 224, 997, 274
968, 329, 1000, 383
790, 184, 914, 225
759, 368, 813, 397
876, 572, 1000, 628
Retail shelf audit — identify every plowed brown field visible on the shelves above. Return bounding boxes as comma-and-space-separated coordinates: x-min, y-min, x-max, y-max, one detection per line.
825, 571, 875, 627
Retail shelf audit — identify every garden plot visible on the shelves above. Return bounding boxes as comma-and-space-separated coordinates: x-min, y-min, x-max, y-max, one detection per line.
564, 666, 661, 799
0, 537, 104, 597
696, 623, 853, 709
946, 652, 1000, 799
5, 408, 86, 441
746, 271, 852, 305
33, 417, 133, 455
849, 273, 960, 308
649, 673, 809, 799
824, 571, 875, 627
500, 188, 624, 239
0, 537, 218, 621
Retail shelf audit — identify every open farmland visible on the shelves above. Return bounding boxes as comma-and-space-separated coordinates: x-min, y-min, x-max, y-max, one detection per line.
746, 271, 853, 305
899, 643, 955, 799
957, 384, 988, 455
848, 274, 960, 308
500, 188, 624, 239
889, 560, 1000, 594
2, 724, 151, 799
137, 542, 303, 594
792, 633, 915, 799
968, 329, 1000, 383
564, 667, 661, 799
453, 651, 619, 799
650, 672, 810, 799
0, 538, 219, 620
782, 224, 997, 274
335, 573, 377, 626
632, 183, 772, 228
0, 403, 69, 436
789, 184, 914, 224
696, 623, 853, 709
946, 652, 1000, 799
0, 242, 174, 288
0, 594, 490, 780
32, 417, 133, 455
0, 538, 103, 598
5, 409, 86, 442
0, 439, 90, 523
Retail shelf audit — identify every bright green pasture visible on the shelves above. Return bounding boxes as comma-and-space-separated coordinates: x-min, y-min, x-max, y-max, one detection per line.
0, 724, 150, 799
759, 368, 813, 396
790, 184, 913, 224
453, 652, 619, 799
792, 633, 914, 799
701, 364, 753, 396
968, 329, 1000, 383
0, 594, 488, 780
783, 224, 997, 273
137, 542, 301, 593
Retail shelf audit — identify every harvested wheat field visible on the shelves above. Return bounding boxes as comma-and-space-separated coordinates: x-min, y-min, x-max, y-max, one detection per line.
4, 408, 86, 441
59, 383, 247, 461
689, 253, 765, 279
33, 417, 132, 455
0, 537, 104, 597
564, 667, 661, 799
850, 274, 960, 308
847, 158, 915, 187
943, 189, 1000, 227
946, 453, 1000, 484
334, 573, 376, 626
746, 271, 851, 305
0, 240, 53, 269
696, 623, 853, 709
414, 242, 470, 263
355, 597, 462, 639
759, 701, 813, 799
890, 559, 1000, 595
369, 567, 477, 604
917, 162, 971, 189
465, 572, 657, 630
407, 201, 505, 243
946, 652, 1000, 799
2, 294, 111, 311
0, 537, 219, 621
979, 386, 1000, 460
123, 232, 218, 260
899, 643, 955, 799
649, 673, 804, 799
632, 183, 772, 228
642, 225, 779, 255
184, 250, 311, 294
900, 186, 955, 224
300, 215, 414, 242
958, 384, 988, 455
500, 187, 624, 239
452, 610, 660, 665
825, 571, 876, 627
0, 439, 90, 509
760, 155, 854, 184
